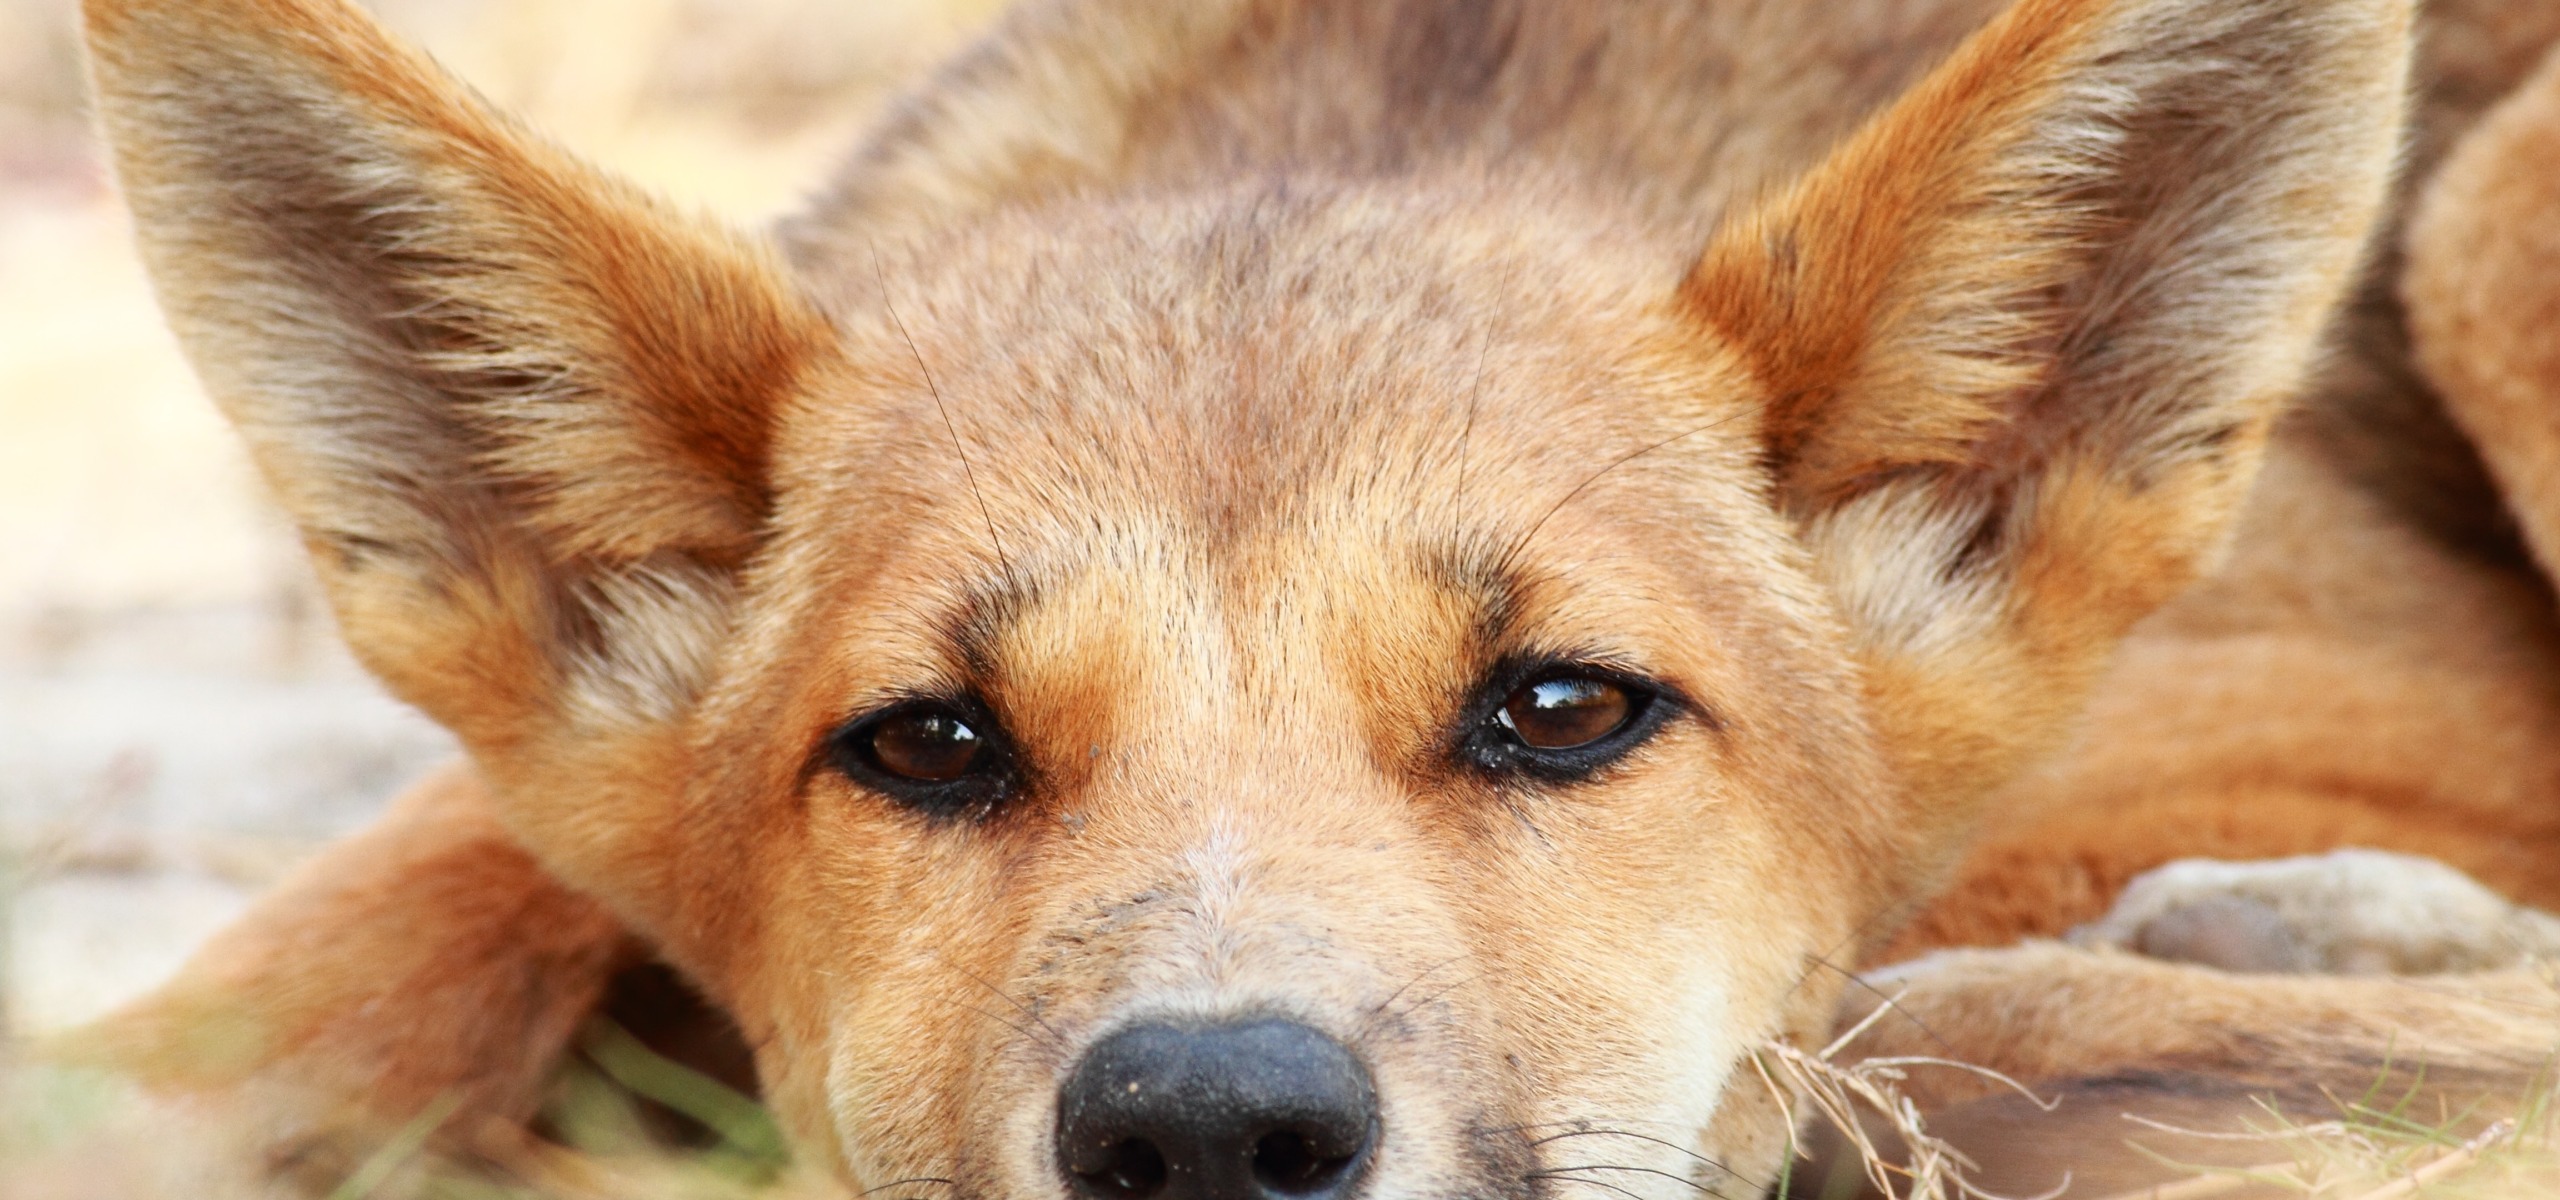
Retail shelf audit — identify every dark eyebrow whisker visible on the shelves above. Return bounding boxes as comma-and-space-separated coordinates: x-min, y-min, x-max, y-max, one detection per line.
1452, 270, 1503, 516
1491, 411, 1749, 580
873, 242, 1019, 596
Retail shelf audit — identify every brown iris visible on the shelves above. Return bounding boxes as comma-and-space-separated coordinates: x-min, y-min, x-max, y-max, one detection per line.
866, 708, 989, 782
1496, 674, 1635, 750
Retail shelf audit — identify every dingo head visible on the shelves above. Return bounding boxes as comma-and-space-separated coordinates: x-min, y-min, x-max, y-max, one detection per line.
83, 0, 2407, 1193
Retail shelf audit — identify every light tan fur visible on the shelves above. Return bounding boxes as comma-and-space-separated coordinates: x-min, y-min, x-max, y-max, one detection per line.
1886, 2, 2560, 957
2409, 29, 2560, 590
66, 0, 2560, 1195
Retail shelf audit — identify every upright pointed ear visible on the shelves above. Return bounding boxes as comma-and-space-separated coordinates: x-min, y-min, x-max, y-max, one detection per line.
81, 0, 835, 756
1686, 0, 2411, 828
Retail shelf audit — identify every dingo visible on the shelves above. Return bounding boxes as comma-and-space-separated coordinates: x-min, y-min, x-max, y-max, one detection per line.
72, 0, 2560, 1194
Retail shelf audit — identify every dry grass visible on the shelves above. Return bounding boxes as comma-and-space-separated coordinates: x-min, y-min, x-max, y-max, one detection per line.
1753, 1003, 2065, 1200
2094, 1069, 2560, 1200
1756, 1012, 2560, 1200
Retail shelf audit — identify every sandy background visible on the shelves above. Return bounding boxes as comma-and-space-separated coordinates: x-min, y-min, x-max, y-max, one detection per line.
0, 0, 994, 1041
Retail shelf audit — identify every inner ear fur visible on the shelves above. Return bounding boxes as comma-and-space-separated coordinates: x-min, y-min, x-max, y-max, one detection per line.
1687, 0, 2413, 837
82, 0, 836, 750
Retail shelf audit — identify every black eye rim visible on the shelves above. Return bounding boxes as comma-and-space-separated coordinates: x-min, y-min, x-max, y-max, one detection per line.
823, 693, 1019, 819
1457, 658, 1685, 783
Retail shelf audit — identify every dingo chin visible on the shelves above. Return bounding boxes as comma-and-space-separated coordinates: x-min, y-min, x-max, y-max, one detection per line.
69, 0, 2560, 1196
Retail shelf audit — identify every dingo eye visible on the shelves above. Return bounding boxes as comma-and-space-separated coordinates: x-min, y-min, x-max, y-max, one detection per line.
870, 708, 987, 780
1497, 674, 1633, 749
827, 699, 1014, 816
1463, 663, 1672, 782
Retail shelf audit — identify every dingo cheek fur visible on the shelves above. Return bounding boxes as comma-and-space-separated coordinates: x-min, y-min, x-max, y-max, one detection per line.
66, 0, 2560, 1194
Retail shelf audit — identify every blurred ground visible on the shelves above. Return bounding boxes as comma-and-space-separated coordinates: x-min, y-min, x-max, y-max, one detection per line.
0, 0, 995, 1042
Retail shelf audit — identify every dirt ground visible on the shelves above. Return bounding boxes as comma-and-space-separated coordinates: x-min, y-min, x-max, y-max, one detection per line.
0, 0, 994, 1041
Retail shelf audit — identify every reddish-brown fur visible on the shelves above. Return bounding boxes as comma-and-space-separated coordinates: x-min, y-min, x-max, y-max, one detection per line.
66, 0, 2560, 1195
61, 763, 635, 1185
1888, 5, 2560, 961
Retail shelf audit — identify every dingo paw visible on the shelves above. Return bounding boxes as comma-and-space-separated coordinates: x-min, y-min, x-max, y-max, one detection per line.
2070, 849, 2560, 974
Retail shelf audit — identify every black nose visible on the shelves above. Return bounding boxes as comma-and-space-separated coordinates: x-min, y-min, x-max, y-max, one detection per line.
1057, 1018, 1379, 1200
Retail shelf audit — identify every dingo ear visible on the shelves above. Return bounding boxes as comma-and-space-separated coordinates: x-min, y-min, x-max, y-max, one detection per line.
81, 0, 834, 753
1687, 0, 2411, 827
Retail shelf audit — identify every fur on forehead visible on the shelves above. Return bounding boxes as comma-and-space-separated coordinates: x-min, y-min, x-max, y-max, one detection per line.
765, 182, 1777, 570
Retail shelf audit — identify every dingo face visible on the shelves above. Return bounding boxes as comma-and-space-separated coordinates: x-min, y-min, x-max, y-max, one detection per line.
710, 200, 1892, 1191
80, 0, 2409, 1194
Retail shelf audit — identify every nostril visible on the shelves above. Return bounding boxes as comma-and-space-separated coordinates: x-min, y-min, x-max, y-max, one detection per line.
1076, 1137, 1170, 1199
1252, 1130, 1357, 1196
